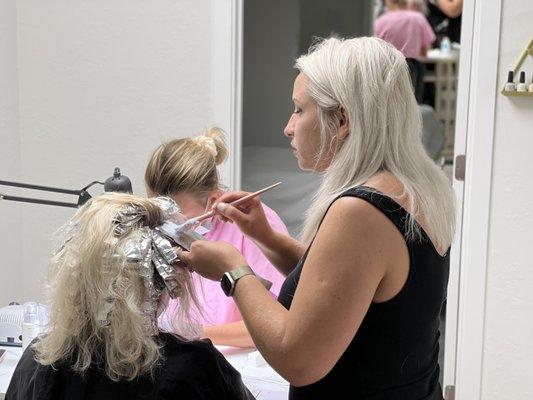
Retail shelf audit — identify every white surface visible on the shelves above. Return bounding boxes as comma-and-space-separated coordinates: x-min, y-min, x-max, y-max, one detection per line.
211, 0, 243, 190
0, 1, 223, 304
217, 346, 289, 399
0, 345, 288, 400
0, 0, 22, 308
453, 1, 503, 399
0, 345, 23, 399
442, 0, 477, 390
0, 305, 23, 346
423, 48, 460, 62
480, 1, 533, 399
448, 0, 533, 398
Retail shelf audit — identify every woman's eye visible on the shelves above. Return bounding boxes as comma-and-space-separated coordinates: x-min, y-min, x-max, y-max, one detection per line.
293, 108, 302, 114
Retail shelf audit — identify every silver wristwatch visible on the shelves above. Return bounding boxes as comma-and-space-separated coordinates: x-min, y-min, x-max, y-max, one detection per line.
220, 265, 273, 297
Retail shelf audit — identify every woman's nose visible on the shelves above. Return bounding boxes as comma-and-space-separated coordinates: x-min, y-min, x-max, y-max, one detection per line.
284, 115, 295, 138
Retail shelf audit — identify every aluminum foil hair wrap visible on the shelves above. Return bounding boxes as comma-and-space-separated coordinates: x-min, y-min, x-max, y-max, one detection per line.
114, 197, 194, 300
153, 196, 182, 221
102, 196, 206, 331
151, 230, 181, 297
113, 203, 144, 236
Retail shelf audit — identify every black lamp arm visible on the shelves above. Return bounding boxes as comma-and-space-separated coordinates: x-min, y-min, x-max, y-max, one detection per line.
0, 180, 82, 195
0, 179, 104, 208
0, 193, 79, 208
1, 168, 131, 209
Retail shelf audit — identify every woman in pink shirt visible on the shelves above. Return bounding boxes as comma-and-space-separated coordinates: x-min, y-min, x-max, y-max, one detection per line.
374, 0, 436, 102
145, 127, 287, 348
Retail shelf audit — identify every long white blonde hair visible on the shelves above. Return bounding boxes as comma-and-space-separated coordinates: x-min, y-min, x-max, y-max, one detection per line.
297, 37, 455, 250
34, 193, 202, 381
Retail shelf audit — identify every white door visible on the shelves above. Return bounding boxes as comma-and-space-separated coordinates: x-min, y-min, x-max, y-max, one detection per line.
212, 1, 502, 399
209, 0, 243, 190
443, 0, 503, 399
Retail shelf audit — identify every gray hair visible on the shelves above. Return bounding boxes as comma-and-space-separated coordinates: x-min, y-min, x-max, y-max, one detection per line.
296, 37, 455, 251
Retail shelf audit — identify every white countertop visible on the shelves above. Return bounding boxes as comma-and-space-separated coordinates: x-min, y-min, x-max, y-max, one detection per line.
420, 48, 460, 62
1, 344, 288, 400
0, 346, 23, 400
216, 346, 289, 399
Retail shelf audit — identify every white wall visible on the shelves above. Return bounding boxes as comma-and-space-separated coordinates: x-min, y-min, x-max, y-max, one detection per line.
1, 0, 214, 302
481, 1, 533, 398
0, 0, 22, 306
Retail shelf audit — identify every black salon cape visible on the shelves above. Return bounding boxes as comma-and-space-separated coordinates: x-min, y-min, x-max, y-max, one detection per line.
6, 333, 254, 400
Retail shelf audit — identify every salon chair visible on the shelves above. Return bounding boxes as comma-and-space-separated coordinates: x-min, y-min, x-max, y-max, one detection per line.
420, 105, 446, 162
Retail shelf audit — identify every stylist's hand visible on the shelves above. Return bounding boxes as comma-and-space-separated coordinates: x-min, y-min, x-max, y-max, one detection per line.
178, 241, 247, 281
213, 191, 273, 244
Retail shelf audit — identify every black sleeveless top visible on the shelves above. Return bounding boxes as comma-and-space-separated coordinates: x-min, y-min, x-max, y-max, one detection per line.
278, 187, 449, 400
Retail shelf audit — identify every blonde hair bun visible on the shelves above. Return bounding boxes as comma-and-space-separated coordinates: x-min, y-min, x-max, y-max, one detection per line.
196, 127, 228, 166
145, 127, 229, 196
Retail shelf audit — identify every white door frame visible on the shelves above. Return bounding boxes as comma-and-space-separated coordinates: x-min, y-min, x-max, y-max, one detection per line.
213, 1, 502, 398
447, 0, 502, 399
210, 0, 243, 190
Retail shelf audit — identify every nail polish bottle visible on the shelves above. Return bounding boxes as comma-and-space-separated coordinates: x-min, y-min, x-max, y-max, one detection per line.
528, 75, 533, 92
504, 71, 516, 92
516, 71, 527, 92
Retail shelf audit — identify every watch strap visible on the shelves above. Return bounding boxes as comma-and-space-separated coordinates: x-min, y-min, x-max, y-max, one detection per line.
224, 265, 273, 296
229, 265, 255, 282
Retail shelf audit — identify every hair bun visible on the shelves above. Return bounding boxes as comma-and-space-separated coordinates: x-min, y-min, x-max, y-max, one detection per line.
194, 136, 218, 158
197, 127, 228, 166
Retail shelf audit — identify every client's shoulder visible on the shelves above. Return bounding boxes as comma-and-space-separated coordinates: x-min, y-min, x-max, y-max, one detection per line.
6, 340, 60, 400
158, 334, 251, 399
159, 333, 225, 368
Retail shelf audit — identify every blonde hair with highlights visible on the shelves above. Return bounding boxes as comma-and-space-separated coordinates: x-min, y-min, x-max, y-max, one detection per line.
34, 193, 202, 381
145, 127, 228, 198
296, 37, 455, 250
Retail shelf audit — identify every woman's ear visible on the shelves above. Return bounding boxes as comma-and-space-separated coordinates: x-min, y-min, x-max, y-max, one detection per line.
337, 107, 350, 140
208, 189, 222, 207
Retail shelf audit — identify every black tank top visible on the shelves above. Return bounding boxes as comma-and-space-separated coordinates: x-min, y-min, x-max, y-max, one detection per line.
278, 187, 449, 400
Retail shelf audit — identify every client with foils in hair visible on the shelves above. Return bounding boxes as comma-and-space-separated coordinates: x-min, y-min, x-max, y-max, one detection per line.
6, 193, 254, 400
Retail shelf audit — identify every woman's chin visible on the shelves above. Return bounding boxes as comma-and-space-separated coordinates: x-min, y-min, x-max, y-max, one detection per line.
297, 157, 328, 173
297, 159, 312, 172
293, 151, 313, 171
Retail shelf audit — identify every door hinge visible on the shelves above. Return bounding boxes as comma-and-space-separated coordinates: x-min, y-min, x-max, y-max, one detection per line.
455, 155, 465, 181
445, 385, 455, 400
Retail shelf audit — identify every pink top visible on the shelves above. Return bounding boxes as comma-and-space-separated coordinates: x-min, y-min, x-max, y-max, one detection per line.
166, 203, 288, 327
374, 10, 436, 59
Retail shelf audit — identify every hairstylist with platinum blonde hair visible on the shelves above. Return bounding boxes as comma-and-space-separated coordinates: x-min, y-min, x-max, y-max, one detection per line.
179, 37, 455, 400
145, 127, 287, 348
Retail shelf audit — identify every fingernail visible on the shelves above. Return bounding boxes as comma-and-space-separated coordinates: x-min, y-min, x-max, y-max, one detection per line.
216, 203, 227, 213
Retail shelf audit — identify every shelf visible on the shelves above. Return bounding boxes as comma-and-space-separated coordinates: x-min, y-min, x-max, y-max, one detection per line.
501, 90, 533, 97
501, 38, 533, 98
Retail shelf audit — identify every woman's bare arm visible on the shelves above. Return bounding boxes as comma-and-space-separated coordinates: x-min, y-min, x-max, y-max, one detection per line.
222, 197, 394, 385
252, 229, 306, 276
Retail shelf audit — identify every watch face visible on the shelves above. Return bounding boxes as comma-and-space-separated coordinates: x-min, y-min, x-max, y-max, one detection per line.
221, 273, 233, 296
